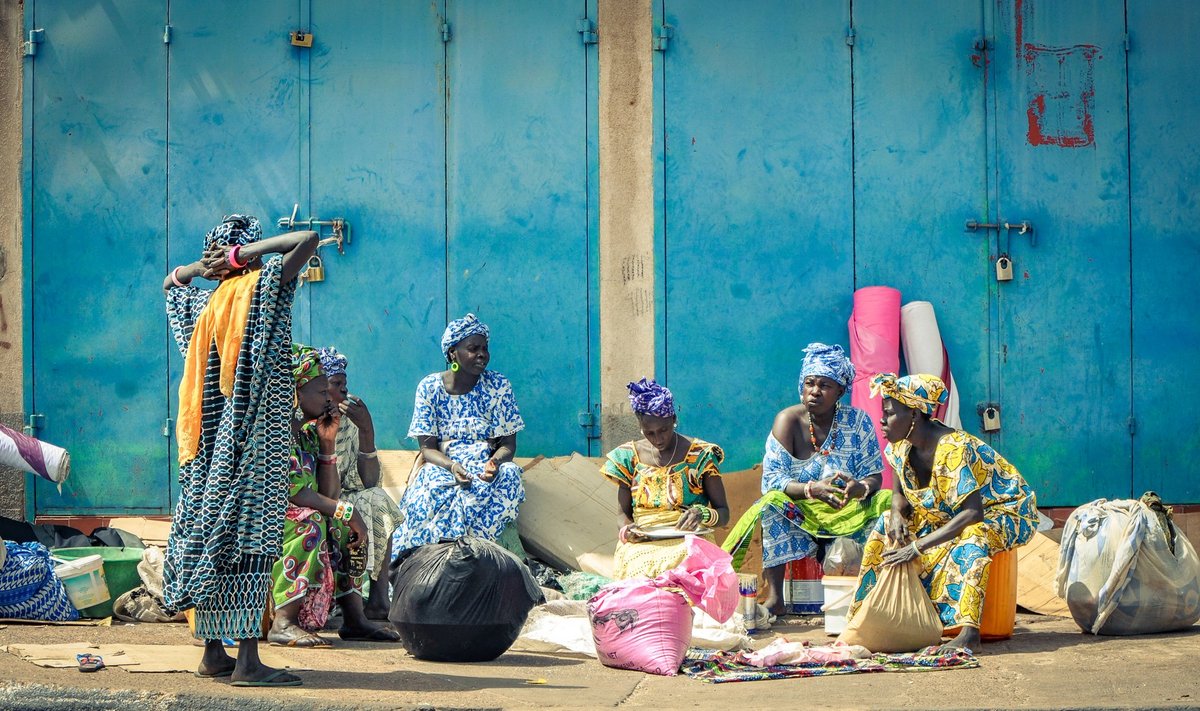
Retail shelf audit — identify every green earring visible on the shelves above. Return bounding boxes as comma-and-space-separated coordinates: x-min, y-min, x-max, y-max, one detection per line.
450, 361, 460, 372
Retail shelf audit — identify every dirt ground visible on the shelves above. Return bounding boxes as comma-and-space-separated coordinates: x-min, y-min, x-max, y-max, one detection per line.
1, 613, 1198, 710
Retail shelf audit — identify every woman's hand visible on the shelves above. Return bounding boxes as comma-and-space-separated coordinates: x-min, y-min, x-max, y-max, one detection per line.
810, 480, 848, 510
338, 394, 373, 431
347, 509, 369, 549
881, 540, 922, 567
621, 524, 649, 544
314, 411, 340, 449
886, 510, 910, 545
676, 507, 705, 531
449, 462, 472, 487
842, 478, 870, 502
479, 458, 498, 483
201, 246, 238, 280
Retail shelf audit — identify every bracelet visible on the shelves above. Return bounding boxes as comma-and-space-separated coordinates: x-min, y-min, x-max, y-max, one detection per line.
333, 500, 354, 523
357, 449, 379, 460
228, 245, 248, 269
341, 501, 355, 522
909, 541, 922, 557
317, 453, 337, 464
804, 481, 814, 499
618, 524, 631, 544
333, 500, 346, 521
696, 505, 717, 526
170, 266, 186, 288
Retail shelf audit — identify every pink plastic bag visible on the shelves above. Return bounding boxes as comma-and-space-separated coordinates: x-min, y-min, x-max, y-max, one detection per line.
588, 537, 738, 675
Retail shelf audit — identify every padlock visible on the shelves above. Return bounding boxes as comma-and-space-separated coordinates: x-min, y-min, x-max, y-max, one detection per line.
304, 254, 325, 282
995, 255, 1014, 281
982, 405, 1002, 432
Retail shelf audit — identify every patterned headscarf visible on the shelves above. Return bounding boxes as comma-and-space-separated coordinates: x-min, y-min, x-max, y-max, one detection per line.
441, 313, 490, 359
317, 346, 348, 378
203, 214, 262, 251
627, 377, 676, 418
799, 342, 856, 397
291, 343, 324, 388
869, 372, 948, 416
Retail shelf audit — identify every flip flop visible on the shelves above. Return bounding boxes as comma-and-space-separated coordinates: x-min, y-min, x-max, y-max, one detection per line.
338, 626, 402, 642
230, 669, 303, 688
269, 632, 332, 648
76, 653, 104, 672
194, 667, 235, 679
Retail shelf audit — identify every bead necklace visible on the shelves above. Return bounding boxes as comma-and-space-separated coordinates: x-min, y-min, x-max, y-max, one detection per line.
807, 406, 837, 457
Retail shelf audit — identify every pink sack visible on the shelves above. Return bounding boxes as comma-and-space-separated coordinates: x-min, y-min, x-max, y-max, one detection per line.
588, 537, 739, 675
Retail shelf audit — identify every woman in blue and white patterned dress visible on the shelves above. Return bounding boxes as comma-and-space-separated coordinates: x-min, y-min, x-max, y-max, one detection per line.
391, 314, 526, 559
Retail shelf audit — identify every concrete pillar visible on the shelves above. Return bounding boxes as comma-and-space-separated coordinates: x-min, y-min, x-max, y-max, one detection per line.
0, 1, 25, 519
598, 0, 655, 452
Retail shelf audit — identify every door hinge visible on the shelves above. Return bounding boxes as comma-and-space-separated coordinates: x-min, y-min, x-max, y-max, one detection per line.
441, 22, 452, 43
845, 27, 856, 47
578, 407, 601, 440
1123, 34, 1131, 52
163, 25, 173, 44
1128, 416, 1137, 436
577, 18, 598, 45
653, 24, 673, 52
23, 413, 45, 436
23, 29, 44, 58
163, 417, 174, 438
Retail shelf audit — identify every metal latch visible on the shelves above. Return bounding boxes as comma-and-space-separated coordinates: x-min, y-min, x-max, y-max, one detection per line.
964, 219, 1036, 246
277, 204, 351, 254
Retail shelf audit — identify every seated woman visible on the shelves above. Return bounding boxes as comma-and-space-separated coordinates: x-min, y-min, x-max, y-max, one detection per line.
849, 373, 1039, 652
760, 343, 888, 615
602, 378, 729, 580
392, 314, 525, 559
318, 347, 404, 620
267, 345, 400, 647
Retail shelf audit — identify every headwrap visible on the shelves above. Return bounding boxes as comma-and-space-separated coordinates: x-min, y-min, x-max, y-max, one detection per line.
441, 313, 490, 359
203, 214, 262, 252
317, 346, 348, 378
799, 342, 855, 397
627, 377, 676, 418
291, 343, 324, 388
869, 372, 948, 416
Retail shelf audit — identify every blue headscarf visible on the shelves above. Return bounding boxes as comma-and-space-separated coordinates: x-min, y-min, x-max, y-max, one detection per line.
627, 377, 676, 418
799, 342, 855, 397
203, 214, 262, 251
317, 347, 348, 378
441, 313, 490, 360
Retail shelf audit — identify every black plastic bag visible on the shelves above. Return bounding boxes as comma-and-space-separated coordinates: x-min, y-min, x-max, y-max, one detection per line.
389, 536, 543, 662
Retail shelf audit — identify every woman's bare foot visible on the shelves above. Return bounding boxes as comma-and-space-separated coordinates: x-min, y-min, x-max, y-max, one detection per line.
937, 626, 981, 654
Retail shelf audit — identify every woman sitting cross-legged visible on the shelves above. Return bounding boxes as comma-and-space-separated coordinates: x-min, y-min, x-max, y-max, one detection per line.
848, 373, 1039, 652
602, 378, 729, 580
392, 313, 526, 560
267, 345, 401, 647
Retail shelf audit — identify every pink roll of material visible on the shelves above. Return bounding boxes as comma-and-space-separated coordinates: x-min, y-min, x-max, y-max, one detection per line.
847, 286, 902, 487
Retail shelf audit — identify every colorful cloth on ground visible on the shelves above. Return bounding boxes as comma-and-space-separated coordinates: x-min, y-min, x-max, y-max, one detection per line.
317, 346, 347, 378
760, 405, 883, 568
203, 214, 262, 252
175, 269, 262, 464
626, 377, 676, 418
336, 417, 403, 579
800, 342, 856, 396
869, 372, 947, 417
440, 312, 490, 358
850, 430, 1039, 627
392, 370, 525, 558
291, 344, 323, 387
0, 541, 79, 621
272, 422, 365, 632
164, 255, 296, 640
723, 489, 892, 571
679, 645, 979, 683
602, 438, 723, 579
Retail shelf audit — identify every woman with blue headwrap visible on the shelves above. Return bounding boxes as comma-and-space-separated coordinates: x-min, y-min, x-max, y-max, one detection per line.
162, 215, 317, 686
601, 378, 729, 579
758, 343, 888, 616
392, 314, 526, 559
848, 373, 1038, 653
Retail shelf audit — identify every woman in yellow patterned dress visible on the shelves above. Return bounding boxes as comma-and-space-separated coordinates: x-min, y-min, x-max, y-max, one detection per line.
601, 378, 729, 579
847, 373, 1038, 652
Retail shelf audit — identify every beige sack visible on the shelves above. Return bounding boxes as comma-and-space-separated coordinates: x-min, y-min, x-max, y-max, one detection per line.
837, 558, 942, 653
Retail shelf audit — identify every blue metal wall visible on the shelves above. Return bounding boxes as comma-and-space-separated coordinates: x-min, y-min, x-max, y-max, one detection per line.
654, 0, 1200, 505
24, 0, 599, 515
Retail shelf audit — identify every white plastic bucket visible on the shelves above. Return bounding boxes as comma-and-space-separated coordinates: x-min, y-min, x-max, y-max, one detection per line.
821, 575, 858, 635
53, 554, 111, 610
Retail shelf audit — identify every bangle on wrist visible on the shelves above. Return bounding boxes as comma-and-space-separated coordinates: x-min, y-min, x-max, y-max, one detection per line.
358, 449, 378, 459
170, 266, 186, 287
317, 453, 336, 464
804, 481, 814, 499
228, 244, 248, 269
619, 524, 631, 544
909, 541, 922, 557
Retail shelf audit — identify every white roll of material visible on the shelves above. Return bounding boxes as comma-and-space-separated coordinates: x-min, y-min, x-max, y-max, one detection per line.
0, 424, 70, 492
899, 301, 962, 429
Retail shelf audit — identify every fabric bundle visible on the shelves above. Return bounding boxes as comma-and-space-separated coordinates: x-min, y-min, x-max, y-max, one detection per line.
0, 541, 79, 621
899, 301, 962, 428
0, 424, 70, 489
847, 286, 902, 486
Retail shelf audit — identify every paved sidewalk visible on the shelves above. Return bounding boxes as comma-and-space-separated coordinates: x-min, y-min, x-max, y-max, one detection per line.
1, 614, 1198, 710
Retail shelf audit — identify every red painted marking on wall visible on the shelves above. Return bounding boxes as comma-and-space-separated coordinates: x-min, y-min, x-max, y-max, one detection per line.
1023, 270, 1031, 280
1014, 0, 1026, 59
1024, 44, 1100, 148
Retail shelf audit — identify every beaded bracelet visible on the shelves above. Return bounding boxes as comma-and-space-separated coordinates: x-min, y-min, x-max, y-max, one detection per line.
696, 505, 717, 526
333, 500, 346, 521
170, 266, 186, 288
340, 501, 355, 523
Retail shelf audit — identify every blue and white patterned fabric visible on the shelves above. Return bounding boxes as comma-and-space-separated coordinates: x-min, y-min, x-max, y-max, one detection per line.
440, 313, 490, 359
0, 541, 79, 621
760, 405, 884, 567
800, 342, 855, 397
392, 370, 526, 557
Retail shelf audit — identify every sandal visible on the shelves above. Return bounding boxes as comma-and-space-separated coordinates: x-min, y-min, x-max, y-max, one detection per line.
230, 669, 303, 687
76, 653, 104, 672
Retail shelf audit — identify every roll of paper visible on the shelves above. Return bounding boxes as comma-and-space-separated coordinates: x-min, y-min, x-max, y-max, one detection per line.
899, 301, 962, 429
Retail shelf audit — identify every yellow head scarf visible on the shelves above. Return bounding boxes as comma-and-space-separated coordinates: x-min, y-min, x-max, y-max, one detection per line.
868, 373, 947, 416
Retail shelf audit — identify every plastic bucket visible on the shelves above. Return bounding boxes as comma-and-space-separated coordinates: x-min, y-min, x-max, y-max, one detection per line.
943, 547, 1019, 641
52, 547, 144, 618
821, 575, 858, 635
53, 554, 111, 613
